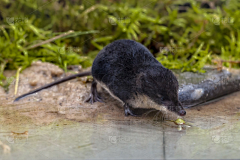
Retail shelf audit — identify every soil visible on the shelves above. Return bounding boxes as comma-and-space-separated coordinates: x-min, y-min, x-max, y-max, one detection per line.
1, 61, 240, 128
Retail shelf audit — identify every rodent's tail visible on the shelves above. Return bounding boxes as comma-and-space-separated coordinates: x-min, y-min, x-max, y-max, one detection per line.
14, 71, 91, 102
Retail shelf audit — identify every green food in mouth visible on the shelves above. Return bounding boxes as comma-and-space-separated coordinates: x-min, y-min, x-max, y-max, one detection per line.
167, 119, 186, 131
173, 118, 185, 125
167, 118, 186, 125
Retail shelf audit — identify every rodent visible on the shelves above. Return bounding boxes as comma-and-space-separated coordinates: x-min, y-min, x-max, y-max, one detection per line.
14, 39, 186, 117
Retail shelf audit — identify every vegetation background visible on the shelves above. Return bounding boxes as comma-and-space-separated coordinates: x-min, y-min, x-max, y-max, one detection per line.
0, 0, 240, 89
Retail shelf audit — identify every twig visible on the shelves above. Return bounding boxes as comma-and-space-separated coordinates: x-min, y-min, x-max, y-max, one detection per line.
14, 67, 22, 95
212, 59, 240, 71
26, 30, 74, 50
213, 59, 240, 64
80, 4, 99, 17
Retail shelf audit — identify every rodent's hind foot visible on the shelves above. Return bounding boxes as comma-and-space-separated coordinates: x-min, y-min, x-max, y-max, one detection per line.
124, 104, 139, 117
85, 93, 103, 104
85, 79, 104, 104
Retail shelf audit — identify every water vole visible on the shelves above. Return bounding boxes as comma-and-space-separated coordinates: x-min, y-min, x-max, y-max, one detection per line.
14, 39, 186, 116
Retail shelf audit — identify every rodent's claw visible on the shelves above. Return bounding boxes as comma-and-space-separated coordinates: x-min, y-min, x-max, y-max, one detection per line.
85, 94, 103, 104
124, 104, 138, 117
85, 80, 104, 104
96, 95, 104, 103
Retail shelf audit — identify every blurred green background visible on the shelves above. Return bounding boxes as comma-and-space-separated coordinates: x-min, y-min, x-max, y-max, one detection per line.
0, 0, 240, 87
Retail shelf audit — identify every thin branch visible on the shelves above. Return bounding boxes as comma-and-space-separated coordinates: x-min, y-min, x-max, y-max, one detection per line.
26, 30, 74, 50
213, 59, 240, 64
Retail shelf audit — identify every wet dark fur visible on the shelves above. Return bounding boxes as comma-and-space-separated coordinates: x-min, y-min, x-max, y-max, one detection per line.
92, 39, 185, 116
14, 39, 186, 116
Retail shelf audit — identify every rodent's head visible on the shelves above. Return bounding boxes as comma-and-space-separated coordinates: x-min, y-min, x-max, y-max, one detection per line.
162, 99, 186, 116
139, 67, 186, 116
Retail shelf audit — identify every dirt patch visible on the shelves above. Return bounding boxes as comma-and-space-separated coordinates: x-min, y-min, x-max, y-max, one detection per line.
0, 87, 5, 96
0, 61, 240, 128
1, 62, 146, 126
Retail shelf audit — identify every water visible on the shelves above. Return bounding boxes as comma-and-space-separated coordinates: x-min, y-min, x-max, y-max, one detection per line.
1, 109, 240, 159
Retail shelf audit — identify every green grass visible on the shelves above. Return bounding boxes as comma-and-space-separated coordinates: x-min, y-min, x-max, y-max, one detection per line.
0, 0, 240, 88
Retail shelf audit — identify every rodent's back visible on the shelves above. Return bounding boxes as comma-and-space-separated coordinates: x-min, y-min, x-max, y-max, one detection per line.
92, 39, 160, 81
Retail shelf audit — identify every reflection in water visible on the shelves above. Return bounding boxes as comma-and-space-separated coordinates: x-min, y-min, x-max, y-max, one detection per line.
1, 110, 240, 159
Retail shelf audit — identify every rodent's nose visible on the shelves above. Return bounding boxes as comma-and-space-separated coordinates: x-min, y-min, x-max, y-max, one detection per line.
179, 110, 186, 116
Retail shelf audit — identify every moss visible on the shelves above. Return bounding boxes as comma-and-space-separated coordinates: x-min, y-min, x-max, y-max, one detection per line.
0, 0, 240, 86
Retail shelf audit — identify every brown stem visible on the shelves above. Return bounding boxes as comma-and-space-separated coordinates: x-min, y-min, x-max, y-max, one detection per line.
26, 30, 74, 50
